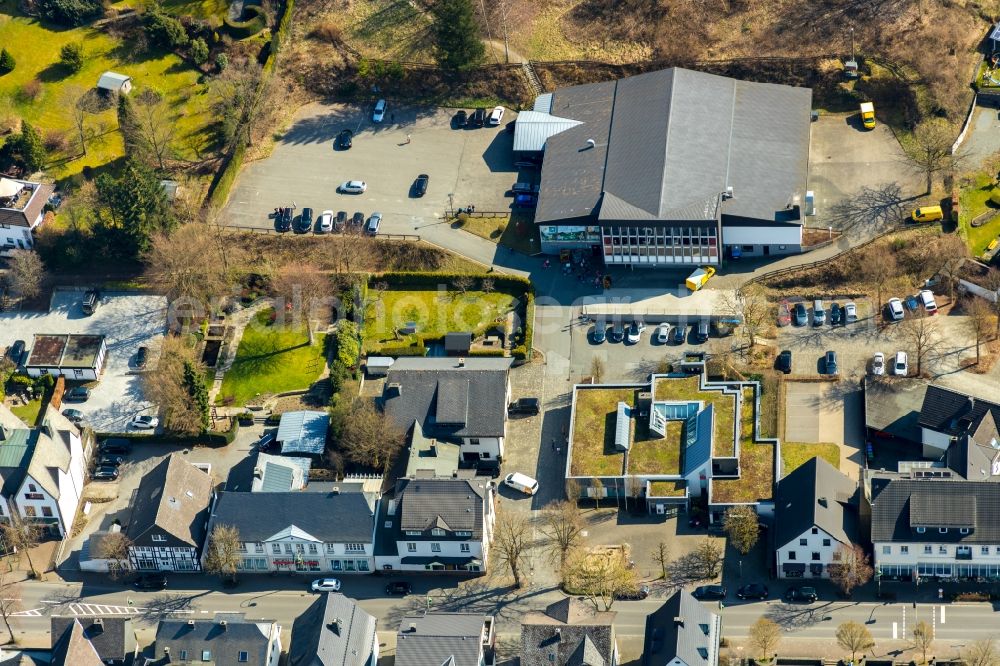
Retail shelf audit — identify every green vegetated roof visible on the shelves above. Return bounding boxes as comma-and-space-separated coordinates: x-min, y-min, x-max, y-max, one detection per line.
570, 387, 633, 477
712, 387, 776, 505
654, 376, 737, 457
648, 480, 687, 497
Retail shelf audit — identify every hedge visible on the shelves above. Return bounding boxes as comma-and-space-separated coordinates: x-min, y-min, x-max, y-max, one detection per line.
377, 342, 427, 357
223, 4, 266, 38
207, 138, 246, 209
467, 349, 505, 357
520, 291, 535, 360
95, 421, 239, 448
372, 272, 533, 293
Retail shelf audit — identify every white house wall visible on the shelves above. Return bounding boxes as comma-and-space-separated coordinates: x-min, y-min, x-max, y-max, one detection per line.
0, 225, 33, 257
14, 476, 64, 535
721, 225, 802, 246
777, 526, 842, 579
874, 540, 1000, 577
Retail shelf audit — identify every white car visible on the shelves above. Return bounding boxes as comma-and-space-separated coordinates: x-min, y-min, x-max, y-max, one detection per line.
887, 298, 905, 322
488, 105, 505, 126
317, 210, 334, 233
372, 99, 387, 123
871, 352, 885, 376
919, 289, 938, 315
893, 351, 908, 376
625, 321, 644, 344
654, 323, 671, 344
130, 415, 159, 430
504, 472, 538, 495
844, 302, 857, 323
311, 578, 342, 592
338, 180, 367, 194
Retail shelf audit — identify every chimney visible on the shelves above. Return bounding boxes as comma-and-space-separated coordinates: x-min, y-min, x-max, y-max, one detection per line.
584, 138, 596, 150
328, 619, 341, 635
408, 623, 417, 633
429, 442, 437, 457
164, 647, 171, 656
93, 618, 104, 626
458, 357, 465, 368
818, 497, 828, 508
674, 616, 685, 627
387, 382, 402, 396
188, 620, 196, 626
220, 620, 228, 631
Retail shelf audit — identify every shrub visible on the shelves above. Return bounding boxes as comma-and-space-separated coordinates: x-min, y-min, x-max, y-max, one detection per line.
144, 7, 189, 49
334, 321, 361, 369
310, 20, 342, 44
189, 37, 209, 64
59, 42, 85, 73
35, 0, 104, 26
377, 342, 427, 357
19, 79, 42, 102
223, 4, 266, 39
43, 129, 70, 153
215, 52, 229, 71
0, 48, 14, 74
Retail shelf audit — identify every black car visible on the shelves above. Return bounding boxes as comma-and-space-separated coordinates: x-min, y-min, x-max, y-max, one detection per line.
6, 340, 25, 365
452, 110, 468, 128
296, 208, 313, 234
592, 324, 607, 344
136, 346, 148, 369
98, 454, 126, 467
784, 586, 818, 603
134, 574, 168, 590
737, 583, 769, 600
825, 350, 838, 375
82, 288, 100, 315
275, 208, 292, 232
335, 211, 347, 231
413, 174, 429, 197
609, 321, 625, 343
693, 585, 727, 600
614, 584, 650, 601
508, 397, 540, 416
775, 350, 792, 374
471, 107, 486, 127
351, 211, 365, 227
92, 465, 119, 481
64, 386, 91, 402
830, 302, 843, 326
336, 129, 353, 150
99, 438, 132, 455
672, 325, 686, 344
385, 581, 412, 595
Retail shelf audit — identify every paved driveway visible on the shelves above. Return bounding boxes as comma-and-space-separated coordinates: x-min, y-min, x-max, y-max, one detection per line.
784, 381, 845, 444
223, 103, 520, 237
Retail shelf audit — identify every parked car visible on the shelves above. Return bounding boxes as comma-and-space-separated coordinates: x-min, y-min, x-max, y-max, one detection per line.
872, 352, 885, 376
6, 340, 25, 365
812, 299, 826, 326
508, 398, 540, 416
737, 584, 769, 600
488, 105, 505, 126
311, 578, 342, 593
777, 300, 791, 327
372, 99, 387, 123
133, 574, 168, 590
92, 465, 119, 481
130, 415, 159, 430
336, 129, 353, 150
335, 211, 348, 231
654, 323, 671, 344
275, 208, 292, 232
695, 320, 710, 344
471, 108, 486, 127
693, 585, 727, 600
98, 454, 126, 467
257, 431, 276, 452
338, 180, 367, 194
295, 207, 313, 234
452, 110, 468, 128
626, 321, 644, 344
825, 350, 838, 375
591, 324, 607, 344
784, 586, 818, 603
672, 325, 686, 344
365, 212, 382, 236
776, 350, 792, 374
887, 297, 905, 321
136, 346, 148, 368
614, 584, 651, 601
905, 295, 919, 312
893, 351, 908, 376
82, 289, 100, 315
351, 211, 365, 227
62, 408, 85, 425
317, 210, 334, 234
609, 321, 625, 343
514, 193, 538, 208
64, 386, 91, 402
99, 438, 132, 455
385, 581, 412, 595
919, 289, 938, 314
504, 472, 539, 495
793, 302, 808, 326
830, 302, 842, 326
844, 302, 858, 323
413, 174, 429, 197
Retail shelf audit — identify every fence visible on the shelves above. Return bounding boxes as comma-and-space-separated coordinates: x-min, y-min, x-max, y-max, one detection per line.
447, 209, 511, 219
222, 225, 420, 242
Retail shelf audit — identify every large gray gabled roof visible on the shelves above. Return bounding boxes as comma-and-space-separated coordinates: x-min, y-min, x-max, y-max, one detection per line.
774, 457, 859, 551
290, 594, 377, 666
395, 613, 489, 666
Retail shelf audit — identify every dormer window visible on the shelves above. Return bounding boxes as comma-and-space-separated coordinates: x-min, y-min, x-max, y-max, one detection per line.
431, 529, 445, 536
960, 528, 970, 535
939, 528, 948, 534
916, 527, 926, 534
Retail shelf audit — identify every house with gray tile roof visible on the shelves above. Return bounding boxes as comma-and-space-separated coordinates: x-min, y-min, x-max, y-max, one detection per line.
643, 591, 720, 666
521, 598, 618, 666
382, 358, 512, 471
774, 457, 860, 579
51, 618, 105, 666
395, 613, 494, 666
0, 178, 54, 258
204, 490, 377, 574
289, 594, 378, 666
251, 452, 310, 492
918, 384, 1000, 458
51, 616, 138, 666
152, 613, 281, 666
126, 455, 213, 573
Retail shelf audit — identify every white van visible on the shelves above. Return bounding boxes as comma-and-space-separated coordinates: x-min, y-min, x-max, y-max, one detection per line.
504, 472, 538, 496
919, 290, 937, 315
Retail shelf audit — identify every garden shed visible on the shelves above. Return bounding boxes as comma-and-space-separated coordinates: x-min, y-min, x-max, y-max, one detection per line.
97, 71, 132, 95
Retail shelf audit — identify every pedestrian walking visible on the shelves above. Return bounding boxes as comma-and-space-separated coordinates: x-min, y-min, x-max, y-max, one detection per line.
405, 133, 411, 144
550, 437, 556, 452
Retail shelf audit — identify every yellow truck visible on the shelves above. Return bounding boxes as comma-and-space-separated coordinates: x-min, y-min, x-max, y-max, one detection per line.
860, 102, 876, 130
685, 266, 716, 291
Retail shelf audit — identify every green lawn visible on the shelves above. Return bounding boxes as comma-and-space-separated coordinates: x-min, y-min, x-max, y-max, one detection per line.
0, 11, 216, 181
654, 376, 737, 457
454, 212, 541, 255
217, 310, 328, 405
569, 387, 632, 477
10, 398, 44, 426
781, 442, 840, 477
959, 172, 1000, 257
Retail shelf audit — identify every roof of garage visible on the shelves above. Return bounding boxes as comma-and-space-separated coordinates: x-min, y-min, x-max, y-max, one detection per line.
864, 376, 928, 443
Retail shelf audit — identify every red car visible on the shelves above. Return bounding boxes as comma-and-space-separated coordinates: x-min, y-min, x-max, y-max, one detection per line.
777, 299, 791, 327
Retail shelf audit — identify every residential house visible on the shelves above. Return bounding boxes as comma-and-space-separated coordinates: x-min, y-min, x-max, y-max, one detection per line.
0, 177, 53, 257
382, 357, 513, 471
250, 453, 310, 492
375, 472, 494, 573
869, 475, 1000, 581
643, 590, 721, 666
204, 489, 377, 574
0, 405, 86, 538
774, 457, 860, 579
918, 385, 1000, 459
51, 616, 138, 666
404, 422, 460, 478
521, 598, 618, 666
127, 455, 213, 572
289, 593, 378, 666
25, 334, 107, 381
96, 71, 132, 95
276, 411, 328, 457
152, 614, 281, 666
51, 619, 105, 666
518, 67, 811, 264
395, 613, 495, 666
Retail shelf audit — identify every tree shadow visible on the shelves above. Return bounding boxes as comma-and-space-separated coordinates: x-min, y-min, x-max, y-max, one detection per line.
135, 591, 211, 626
826, 182, 907, 233
37, 62, 74, 83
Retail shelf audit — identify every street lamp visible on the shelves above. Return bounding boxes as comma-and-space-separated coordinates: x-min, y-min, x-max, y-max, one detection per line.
739, 559, 743, 579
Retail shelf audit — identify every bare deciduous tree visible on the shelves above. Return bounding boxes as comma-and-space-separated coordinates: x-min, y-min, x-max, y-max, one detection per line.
904, 119, 962, 194
452, 275, 474, 295
590, 479, 604, 509
965, 296, 995, 365
692, 537, 723, 579
62, 86, 102, 157
480, 277, 495, 294
124, 88, 177, 170
722, 505, 760, 555
539, 500, 584, 571
3, 249, 45, 301
837, 621, 874, 663
334, 398, 404, 472
829, 544, 874, 598
493, 506, 531, 588
965, 639, 999, 666
273, 261, 333, 342
749, 617, 782, 661
902, 311, 942, 376
141, 336, 207, 436
95, 530, 133, 581
863, 245, 899, 321
651, 541, 670, 580
145, 223, 239, 307
924, 234, 967, 303
723, 285, 770, 349
204, 524, 242, 583
912, 621, 934, 664
589, 356, 605, 383
0, 568, 22, 642
1, 513, 41, 578
563, 548, 637, 611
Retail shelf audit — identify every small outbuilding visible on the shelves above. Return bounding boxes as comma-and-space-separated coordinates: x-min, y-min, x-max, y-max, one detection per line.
25, 334, 107, 381
276, 410, 329, 456
97, 71, 132, 95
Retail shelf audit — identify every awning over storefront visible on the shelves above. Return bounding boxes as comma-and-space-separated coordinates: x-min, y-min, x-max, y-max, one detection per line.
401, 556, 477, 566
783, 563, 806, 573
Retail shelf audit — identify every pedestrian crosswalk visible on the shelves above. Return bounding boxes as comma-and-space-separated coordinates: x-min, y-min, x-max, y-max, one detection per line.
64, 603, 141, 616
11, 608, 43, 617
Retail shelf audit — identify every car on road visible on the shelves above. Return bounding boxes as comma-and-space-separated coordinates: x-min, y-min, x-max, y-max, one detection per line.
777, 300, 791, 327
99, 439, 132, 455
893, 351, 908, 376
830, 302, 842, 326
824, 350, 838, 375
130, 415, 159, 430
737, 584, 769, 600
452, 110, 467, 128
610, 321, 625, 343
692, 585, 727, 600
136, 346, 148, 369
275, 208, 292, 232
872, 352, 885, 376
776, 350, 792, 374
591, 324, 607, 344
844, 302, 858, 323
295, 207, 313, 234
626, 321, 644, 344
654, 323, 671, 344
64, 386, 91, 402
351, 211, 365, 228
385, 581, 412, 595
508, 398, 540, 416
92, 465, 119, 481
413, 174, 429, 197
98, 454, 126, 467
488, 105, 505, 126
317, 210, 334, 234
338, 180, 367, 194
784, 586, 818, 603
6, 340, 25, 365
887, 297, 905, 322
62, 408, 85, 425
614, 584, 651, 601
336, 129, 353, 150
793, 302, 808, 326
365, 212, 382, 236
372, 99, 387, 123
133, 574, 168, 590
504, 472, 539, 495
335, 211, 347, 231
311, 578, 342, 593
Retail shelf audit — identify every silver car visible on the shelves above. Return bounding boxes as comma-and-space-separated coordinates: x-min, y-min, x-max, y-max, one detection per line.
317, 210, 334, 233
338, 180, 367, 194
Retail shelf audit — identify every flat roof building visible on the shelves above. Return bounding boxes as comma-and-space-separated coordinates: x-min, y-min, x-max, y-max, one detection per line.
25, 334, 107, 381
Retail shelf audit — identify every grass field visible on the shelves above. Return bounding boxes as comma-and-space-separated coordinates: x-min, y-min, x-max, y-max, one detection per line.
217, 310, 328, 405
10, 397, 44, 426
781, 442, 840, 477
454, 212, 540, 255
0, 10, 215, 182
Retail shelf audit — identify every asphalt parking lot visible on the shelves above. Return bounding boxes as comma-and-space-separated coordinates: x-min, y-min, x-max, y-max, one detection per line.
0, 290, 166, 433
224, 102, 522, 236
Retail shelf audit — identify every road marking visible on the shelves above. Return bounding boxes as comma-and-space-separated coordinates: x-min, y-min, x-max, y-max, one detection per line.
68, 603, 142, 616
11, 608, 43, 617
940, 606, 945, 624
892, 621, 897, 640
